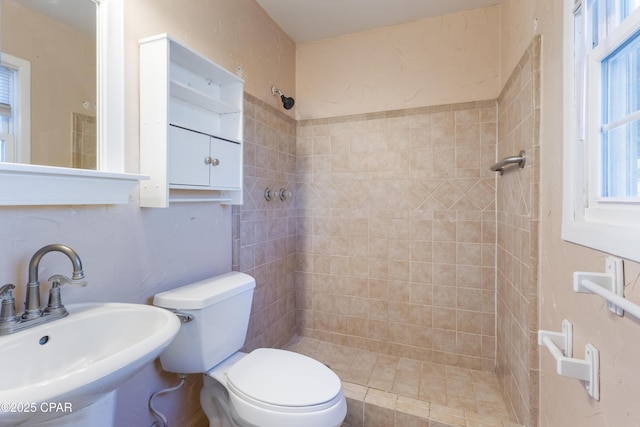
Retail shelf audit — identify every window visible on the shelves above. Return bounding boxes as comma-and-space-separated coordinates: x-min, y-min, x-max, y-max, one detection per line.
0, 63, 15, 162
563, 0, 640, 261
0, 53, 30, 164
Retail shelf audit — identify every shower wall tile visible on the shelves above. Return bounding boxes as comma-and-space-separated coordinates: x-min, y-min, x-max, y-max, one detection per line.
296, 100, 497, 370
72, 113, 97, 169
234, 93, 298, 351
495, 36, 541, 427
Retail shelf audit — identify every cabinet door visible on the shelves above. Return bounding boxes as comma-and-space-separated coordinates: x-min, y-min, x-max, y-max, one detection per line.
168, 125, 211, 186
209, 137, 241, 189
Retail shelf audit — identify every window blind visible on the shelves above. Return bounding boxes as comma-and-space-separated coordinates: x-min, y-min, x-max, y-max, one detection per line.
0, 65, 13, 118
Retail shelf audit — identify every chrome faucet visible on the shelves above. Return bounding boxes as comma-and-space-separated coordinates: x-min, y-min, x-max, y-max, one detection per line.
0, 244, 87, 335
24, 244, 85, 319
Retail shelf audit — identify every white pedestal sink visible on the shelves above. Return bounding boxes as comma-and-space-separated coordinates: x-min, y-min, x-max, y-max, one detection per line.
0, 303, 180, 426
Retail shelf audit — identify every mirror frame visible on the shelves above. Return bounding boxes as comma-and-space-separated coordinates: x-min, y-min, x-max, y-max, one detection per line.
0, 0, 145, 206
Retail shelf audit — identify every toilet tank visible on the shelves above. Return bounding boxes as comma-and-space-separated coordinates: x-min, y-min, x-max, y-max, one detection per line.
153, 272, 256, 373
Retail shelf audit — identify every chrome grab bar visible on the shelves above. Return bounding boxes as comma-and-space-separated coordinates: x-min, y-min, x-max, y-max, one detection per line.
490, 150, 526, 174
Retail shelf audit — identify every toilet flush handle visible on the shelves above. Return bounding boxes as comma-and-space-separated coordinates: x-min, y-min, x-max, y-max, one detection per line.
163, 308, 194, 324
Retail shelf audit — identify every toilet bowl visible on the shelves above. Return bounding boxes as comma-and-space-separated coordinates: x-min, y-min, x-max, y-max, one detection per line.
153, 272, 347, 427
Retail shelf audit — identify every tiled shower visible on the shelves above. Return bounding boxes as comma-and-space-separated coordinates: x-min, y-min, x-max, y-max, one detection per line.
495, 37, 541, 427
234, 93, 299, 351
295, 102, 497, 370
235, 37, 540, 427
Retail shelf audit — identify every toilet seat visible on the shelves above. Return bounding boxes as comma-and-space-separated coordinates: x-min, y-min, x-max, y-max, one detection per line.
203, 349, 347, 427
226, 348, 342, 410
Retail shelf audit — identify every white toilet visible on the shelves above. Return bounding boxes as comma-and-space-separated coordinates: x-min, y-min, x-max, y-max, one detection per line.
153, 272, 347, 427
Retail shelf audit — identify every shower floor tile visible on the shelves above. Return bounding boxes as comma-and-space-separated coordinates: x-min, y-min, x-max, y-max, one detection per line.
284, 336, 521, 427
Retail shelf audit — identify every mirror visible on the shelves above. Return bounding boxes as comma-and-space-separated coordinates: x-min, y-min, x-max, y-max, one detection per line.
1, 0, 96, 169
0, 0, 139, 207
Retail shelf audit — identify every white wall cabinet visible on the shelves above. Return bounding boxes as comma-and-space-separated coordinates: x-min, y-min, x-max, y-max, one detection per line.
168, 126, 241, 188
139, 33, 244, 207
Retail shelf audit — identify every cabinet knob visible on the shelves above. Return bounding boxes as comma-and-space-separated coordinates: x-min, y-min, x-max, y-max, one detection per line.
204, 157, 220, 166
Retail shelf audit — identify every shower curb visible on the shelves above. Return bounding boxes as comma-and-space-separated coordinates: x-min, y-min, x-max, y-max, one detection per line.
341, 381, 523, 427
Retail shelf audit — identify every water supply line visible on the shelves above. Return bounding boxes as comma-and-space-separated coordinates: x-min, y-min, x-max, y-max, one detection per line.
149, 373, 186, 427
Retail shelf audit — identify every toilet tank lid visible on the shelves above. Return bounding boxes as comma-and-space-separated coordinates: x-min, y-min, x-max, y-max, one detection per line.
153, 272, 256, 310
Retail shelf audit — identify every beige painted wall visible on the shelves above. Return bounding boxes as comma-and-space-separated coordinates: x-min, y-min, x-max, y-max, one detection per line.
295, 6, 501, 120
2, 0, 95, 167
499, 0, 537, 88
124, 0, 295, 122
502, 0, 640, 426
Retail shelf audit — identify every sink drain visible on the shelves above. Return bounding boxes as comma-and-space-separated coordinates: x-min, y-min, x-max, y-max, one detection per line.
39, 335, 50, 345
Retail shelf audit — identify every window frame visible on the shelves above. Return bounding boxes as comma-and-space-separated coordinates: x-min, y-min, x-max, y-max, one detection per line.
0, 134, 15, 162
0, 53, 30, 164
563, 0, 640, 262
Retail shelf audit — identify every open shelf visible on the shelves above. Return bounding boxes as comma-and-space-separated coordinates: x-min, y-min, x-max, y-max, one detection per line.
139, 33, 244, 208
169, 80, 241, 116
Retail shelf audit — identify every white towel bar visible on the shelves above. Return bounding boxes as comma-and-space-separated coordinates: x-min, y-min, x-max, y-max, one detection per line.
538, 320, 600, 401
576, 278, 640, 319
538, 319, 573, 357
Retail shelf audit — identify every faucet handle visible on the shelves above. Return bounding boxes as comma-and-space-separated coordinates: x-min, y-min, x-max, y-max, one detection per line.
45, 275, 86, 316
0, 284, 14, 297
48, 274, 88, 288
0, 284, 18, 324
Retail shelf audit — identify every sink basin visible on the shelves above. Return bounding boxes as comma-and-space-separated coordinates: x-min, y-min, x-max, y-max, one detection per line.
0, 302, 180, 425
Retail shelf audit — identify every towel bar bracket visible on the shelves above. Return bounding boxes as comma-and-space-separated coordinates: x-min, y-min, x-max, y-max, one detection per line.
538, 319, 573, 357
538, 320, 600, 401
574, 256, 624, 316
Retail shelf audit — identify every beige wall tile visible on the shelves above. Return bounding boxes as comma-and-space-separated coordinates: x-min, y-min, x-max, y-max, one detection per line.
495, 37, 540, 426
296, 101, 497, 371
